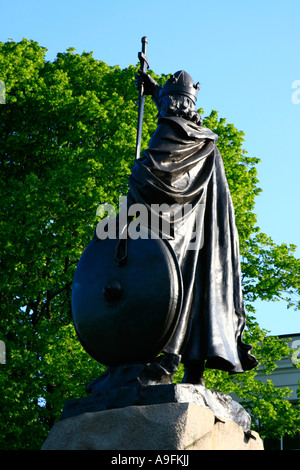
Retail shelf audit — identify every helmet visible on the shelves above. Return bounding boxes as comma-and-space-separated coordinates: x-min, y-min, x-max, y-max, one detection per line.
159, 70, 200, 104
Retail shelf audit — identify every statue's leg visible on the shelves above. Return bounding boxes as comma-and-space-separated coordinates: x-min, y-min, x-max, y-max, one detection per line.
182, 360, 205, 385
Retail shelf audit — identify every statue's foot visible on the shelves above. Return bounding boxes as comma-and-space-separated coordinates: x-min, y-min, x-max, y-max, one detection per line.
182, 375, 205, 386
139, 353, 181, 385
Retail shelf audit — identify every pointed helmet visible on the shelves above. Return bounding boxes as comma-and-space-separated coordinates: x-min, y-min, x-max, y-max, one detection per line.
159, 70, 200, 104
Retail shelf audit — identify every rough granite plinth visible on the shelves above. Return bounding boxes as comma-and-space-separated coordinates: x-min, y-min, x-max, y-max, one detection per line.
62, 382, 252, 434
42, 403, 264, 450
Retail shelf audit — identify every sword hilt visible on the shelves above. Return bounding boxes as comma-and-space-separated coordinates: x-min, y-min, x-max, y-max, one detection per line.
138, 37, 149, 74
138, 37, 149, 96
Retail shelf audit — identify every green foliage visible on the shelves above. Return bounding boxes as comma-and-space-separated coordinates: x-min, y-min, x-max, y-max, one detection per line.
242, 232, 300, 309
0, 39, 299, 448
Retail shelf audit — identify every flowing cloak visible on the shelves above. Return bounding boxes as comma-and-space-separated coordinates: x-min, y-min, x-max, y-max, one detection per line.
128, 115, 258, 374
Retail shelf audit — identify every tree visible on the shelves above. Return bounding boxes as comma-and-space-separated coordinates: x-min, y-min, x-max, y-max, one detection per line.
0, 39, 299, 449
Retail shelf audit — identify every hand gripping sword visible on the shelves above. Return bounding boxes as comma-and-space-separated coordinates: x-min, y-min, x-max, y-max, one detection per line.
135, 36, 149, 160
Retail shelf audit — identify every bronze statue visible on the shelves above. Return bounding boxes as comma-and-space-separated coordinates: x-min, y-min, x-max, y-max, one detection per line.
128, 67, 258, 383
69, 39, 257, 419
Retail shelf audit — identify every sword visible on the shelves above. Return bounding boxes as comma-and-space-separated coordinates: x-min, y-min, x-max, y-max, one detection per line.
135, 36, 149, 160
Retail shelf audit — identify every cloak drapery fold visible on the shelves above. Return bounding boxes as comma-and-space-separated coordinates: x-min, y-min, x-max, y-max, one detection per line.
128, 116, 257, 374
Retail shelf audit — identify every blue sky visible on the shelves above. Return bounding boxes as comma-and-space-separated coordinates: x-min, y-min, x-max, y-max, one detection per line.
2, 0, 299, 335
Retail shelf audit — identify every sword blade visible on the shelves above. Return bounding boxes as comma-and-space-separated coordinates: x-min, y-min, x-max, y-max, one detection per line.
135, 36, 148, 160
135, 93, 145, 160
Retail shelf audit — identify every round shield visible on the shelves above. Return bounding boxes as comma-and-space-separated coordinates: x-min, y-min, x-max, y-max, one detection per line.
72, 226, 183, 366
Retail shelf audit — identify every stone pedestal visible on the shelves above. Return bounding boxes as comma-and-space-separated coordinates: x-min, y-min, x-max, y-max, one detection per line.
62, 379, 253, 435
41, 403, 263, 450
